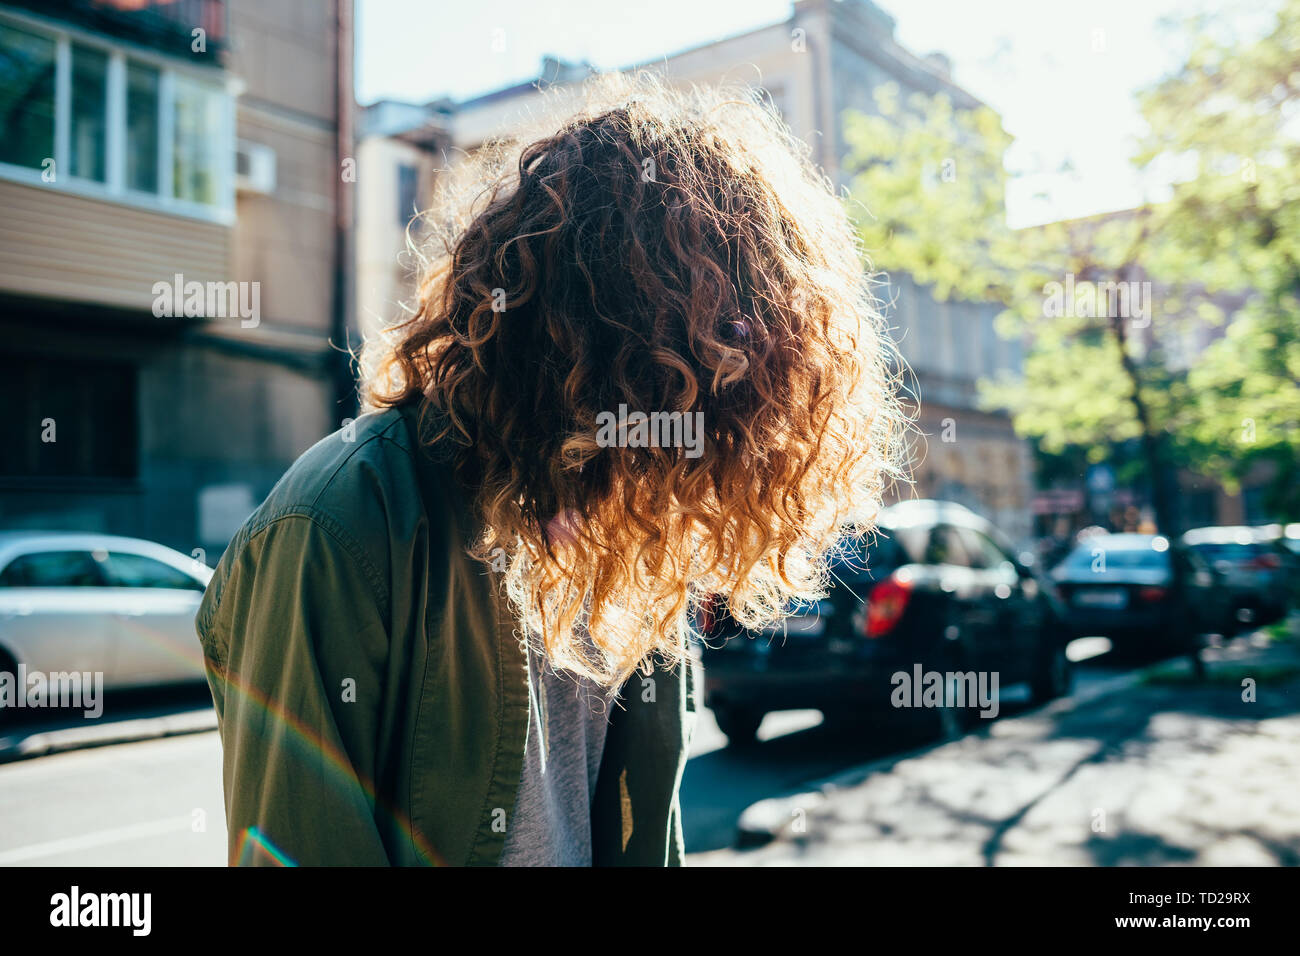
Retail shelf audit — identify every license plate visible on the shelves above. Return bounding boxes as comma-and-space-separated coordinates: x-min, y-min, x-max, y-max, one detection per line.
1073, 588, 1128, 609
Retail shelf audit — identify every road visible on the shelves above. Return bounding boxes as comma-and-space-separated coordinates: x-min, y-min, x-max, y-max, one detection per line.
679, 645, 1137, 854
0, 640, 1140, 866
0, 732, 226, 865
693, 633, 1300, 865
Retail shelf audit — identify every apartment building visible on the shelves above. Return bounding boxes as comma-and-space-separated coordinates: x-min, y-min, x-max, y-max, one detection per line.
358, 0, 1034, 539
0, 0, 354, 559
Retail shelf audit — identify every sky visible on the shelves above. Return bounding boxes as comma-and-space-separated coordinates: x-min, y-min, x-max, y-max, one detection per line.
356, 0, 1277, 227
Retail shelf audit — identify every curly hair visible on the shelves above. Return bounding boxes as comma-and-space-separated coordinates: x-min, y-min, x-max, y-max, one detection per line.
362, 72, 908, 688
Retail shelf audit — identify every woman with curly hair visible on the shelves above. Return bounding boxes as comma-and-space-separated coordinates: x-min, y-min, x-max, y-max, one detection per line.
196, 73, 905, 867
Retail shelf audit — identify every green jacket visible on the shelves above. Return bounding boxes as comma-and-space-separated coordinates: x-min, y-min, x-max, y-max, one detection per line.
195, 403, 697, 866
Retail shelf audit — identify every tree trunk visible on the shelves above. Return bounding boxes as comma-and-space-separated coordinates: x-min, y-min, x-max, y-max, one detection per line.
1109, 267, 1180, 536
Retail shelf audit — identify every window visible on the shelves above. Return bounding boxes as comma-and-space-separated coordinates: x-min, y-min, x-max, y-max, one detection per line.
173, 74, 222, 204
125, 61, 159, 193
0, 13, 231, 216
100, 552, 203, 591
923, 525, 973, 568
850, 534, 909, 583
1063, 545, 1170, 571
0, 550, 104, 588
397, 162, 418, 226
70, 43, 109, 183
0, 354, 138, 480
0, 21, 56, 170
960, 527, 1015, 571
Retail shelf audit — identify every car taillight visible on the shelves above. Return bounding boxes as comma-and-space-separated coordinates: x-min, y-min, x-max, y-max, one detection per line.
699, 594, 720, 634
1137, 586, 1168, 602
864, 573, 913, 637
1249, 553, 1281, 570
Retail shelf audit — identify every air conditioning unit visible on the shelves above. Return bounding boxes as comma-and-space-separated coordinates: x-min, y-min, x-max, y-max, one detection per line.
235, 141, 276, 195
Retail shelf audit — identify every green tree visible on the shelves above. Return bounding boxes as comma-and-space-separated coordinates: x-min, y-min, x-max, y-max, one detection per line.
1135, 0, 1300, 519
843, 0, 1300, 527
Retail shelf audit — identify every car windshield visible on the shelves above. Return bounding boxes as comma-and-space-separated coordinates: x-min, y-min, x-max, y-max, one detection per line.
1062, 543, 1170, 571
833, 534, 907, 579
1189, 542, 1264, 563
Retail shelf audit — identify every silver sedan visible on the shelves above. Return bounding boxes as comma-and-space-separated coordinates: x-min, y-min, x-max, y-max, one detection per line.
0, 532, 212, 703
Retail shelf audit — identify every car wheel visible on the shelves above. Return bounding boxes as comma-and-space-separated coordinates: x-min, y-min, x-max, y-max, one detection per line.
1175, 607, 1208, 679
1031, 639, 1072, 703
927, 644, 981, 737
713, 704, 764, 748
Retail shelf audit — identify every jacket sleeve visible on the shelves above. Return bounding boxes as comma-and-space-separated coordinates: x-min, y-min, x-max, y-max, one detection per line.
195, 511, 393, 866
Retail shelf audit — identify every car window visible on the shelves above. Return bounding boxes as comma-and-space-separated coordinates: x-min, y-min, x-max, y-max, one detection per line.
1062, 544, 1170, 571
100, 552, 204, 591
823, 533, 906, 584
923, 525, 973, 568
0, 550, 104, 588
849, 534, 908, 582
1190, 542, 1263, 563
958, 527, 1014, 571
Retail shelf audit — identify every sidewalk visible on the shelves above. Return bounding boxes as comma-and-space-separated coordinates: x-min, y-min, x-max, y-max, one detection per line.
696, 625, 1300, 866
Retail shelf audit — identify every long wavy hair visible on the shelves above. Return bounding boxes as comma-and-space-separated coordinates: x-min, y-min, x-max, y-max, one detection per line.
363, 72, 908, 688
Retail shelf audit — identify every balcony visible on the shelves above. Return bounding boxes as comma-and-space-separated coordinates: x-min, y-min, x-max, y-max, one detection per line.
5, 0, 228, 63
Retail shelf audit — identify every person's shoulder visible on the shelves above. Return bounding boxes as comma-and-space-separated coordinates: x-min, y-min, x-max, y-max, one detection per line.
259, 407, 418, 520
226, 405, 430, 575
198, 406, 430, 642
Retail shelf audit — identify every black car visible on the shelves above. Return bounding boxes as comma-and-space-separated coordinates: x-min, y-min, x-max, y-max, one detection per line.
1051, 533, 1231, 665
698, 500, 1072, 746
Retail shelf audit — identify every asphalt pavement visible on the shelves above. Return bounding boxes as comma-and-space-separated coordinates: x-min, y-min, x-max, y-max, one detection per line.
0, 630, 1295, 866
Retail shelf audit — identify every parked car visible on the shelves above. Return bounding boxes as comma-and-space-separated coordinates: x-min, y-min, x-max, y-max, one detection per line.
0, 533, 212, 718
698, 500, 1073, 746
1052, 533, 1231, 663
1181, 526, 1291, 627
1254, 523, 1300, 613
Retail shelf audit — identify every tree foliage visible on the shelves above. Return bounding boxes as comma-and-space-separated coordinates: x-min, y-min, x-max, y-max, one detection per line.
843, 1, 1300, 522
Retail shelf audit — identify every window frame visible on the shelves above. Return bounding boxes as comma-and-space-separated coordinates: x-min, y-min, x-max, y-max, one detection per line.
0, 7, 236, 224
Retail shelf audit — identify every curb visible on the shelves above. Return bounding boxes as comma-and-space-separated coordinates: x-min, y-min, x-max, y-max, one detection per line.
0, 708, 217, 765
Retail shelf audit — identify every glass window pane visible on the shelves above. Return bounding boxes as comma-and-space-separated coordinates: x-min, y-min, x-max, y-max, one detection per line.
397, 163, 418, 225
959, 528, 1014, 571
923, 525, 973, 568
126, 61, 159, 193
0, 354, 139, 480
0, 551, 103, 588
173, 77, 222, 205
70, 43, 108, 182
0, 22, 56, 170
102, 552, 202, 590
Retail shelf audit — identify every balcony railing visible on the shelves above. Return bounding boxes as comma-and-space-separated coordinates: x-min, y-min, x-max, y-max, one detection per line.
5, 0, 229, 63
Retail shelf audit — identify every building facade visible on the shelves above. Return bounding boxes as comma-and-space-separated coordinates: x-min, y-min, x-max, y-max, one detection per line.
357, 0, 1034, 541
0, 0, 355, 561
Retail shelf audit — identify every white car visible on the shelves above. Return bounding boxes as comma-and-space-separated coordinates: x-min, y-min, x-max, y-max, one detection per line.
0, 532, 212, 700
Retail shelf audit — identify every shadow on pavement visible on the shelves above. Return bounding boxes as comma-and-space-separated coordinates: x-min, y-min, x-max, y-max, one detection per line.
684, 633, 1300, 864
